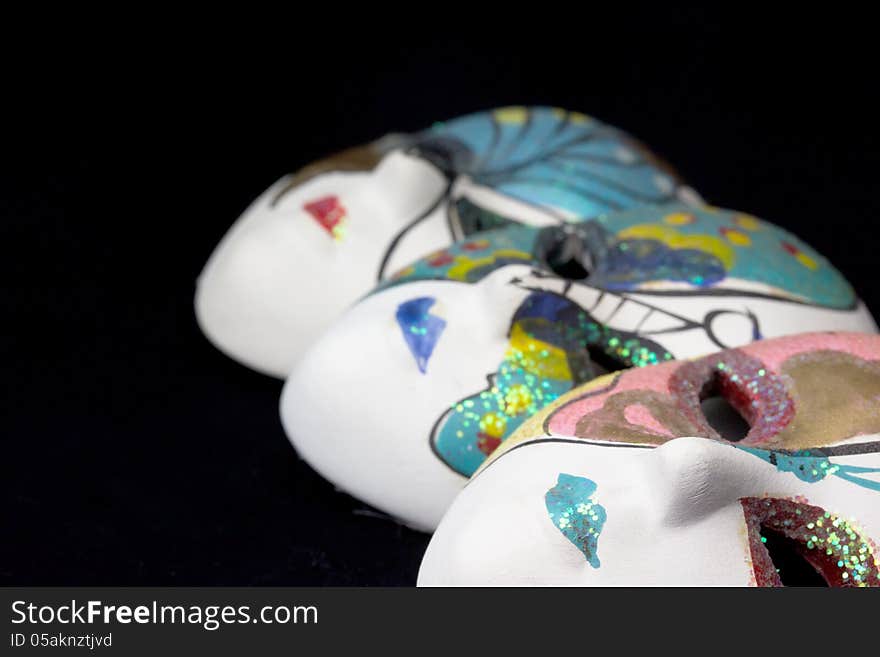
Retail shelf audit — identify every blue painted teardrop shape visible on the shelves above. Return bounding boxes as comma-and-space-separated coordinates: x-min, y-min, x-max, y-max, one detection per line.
395, 297, 446, 374
545, 473, 607, 568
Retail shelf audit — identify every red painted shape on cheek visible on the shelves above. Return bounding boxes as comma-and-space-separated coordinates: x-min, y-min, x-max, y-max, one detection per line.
476, 433, 502, 456
427, 251, 454, 267
303, 195, 347, 239
781, 241, 798, 256
462, 239, 490, 252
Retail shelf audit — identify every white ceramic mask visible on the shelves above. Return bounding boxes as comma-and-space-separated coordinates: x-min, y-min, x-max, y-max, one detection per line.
195, 106, 695, 376
418, 332, 880, 586
281, 204, 876, 531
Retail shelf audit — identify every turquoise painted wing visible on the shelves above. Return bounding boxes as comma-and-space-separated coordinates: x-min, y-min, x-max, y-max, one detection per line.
413, 106, 682, 219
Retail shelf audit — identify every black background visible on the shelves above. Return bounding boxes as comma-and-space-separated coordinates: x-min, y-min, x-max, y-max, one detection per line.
4, 11, 880, 585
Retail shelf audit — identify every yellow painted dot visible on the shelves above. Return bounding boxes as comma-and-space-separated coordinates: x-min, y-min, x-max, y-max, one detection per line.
722, 228, 752, 246
618, 223, 735, 269
331, 223, 347, 242
550, 107, 591, 124
734, 214, 761, 231
494, 107, 528, 124
568, 111, 591, 124
663, 212, 695, 226
796, 252, 819, 270
503, 384, 534, 416
478, 412, 507, 438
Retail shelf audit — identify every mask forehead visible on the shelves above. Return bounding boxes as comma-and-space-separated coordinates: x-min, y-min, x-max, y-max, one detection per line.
381, 202, 855, 310
592, 204, 854, 307
269, 140, 389, 207
274, 106, 689, 222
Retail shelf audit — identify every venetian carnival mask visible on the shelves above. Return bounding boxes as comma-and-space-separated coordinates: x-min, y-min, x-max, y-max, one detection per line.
280, 205, 876, 531
195, 106, 695, 376
417, 332, 880, 586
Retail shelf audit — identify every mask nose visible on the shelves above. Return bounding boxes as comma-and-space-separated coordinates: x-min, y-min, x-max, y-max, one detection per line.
649, 436, 773, 526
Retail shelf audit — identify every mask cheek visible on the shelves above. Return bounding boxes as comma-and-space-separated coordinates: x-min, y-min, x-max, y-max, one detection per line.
281, 281, 523, 530
420, 457, 594, 585
196, 174, 375, 377
558, 445, 755, 585
196, 184, 332, 377
421, 443, 762, 586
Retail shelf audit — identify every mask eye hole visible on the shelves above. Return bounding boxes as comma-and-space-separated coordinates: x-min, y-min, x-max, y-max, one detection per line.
539, 231, 591, 281
760, 528, 829, 587
585, 345, 629, 378
699, 372, 751, 442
